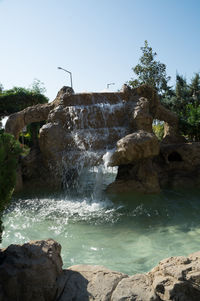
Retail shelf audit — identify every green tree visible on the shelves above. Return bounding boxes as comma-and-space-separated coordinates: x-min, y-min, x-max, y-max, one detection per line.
0, 83, 3, 94
189, 73, 200, 102
161, 73, 200, 142
30, 78, 47, 95
0, 131, 22, 209
128, 40, 171, 95
179, 102, 200, 141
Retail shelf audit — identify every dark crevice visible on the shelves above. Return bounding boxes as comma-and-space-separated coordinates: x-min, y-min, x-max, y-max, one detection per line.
168, 151, 183, 162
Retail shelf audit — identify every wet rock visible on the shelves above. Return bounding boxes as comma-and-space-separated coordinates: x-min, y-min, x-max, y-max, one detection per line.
107, 159, 160, 194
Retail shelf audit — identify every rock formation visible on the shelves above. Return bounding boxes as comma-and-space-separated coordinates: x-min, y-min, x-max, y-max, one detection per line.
1, 239, 200, 300
0, 239, 64, 301
5, 84, 200, 193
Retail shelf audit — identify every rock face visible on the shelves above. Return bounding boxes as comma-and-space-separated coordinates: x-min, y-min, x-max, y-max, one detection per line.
107, 160, 161, 194
0, 239, 64, 301
154, 142, 200, 189
1, 239, 200, 301
110, 131, 160, 166
108, 131, 160, 193
5, 84, 200, 193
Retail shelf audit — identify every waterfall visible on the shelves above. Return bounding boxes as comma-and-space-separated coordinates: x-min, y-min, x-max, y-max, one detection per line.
60, 92, 130, 194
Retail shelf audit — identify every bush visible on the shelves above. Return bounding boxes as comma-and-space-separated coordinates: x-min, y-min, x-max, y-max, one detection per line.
153, 123, 164, 141
0, 87, 48, 116
0, 130, 22, 209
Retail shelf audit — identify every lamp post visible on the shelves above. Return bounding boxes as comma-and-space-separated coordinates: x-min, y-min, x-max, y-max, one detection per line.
107, 83, 115, 89
57, 67, 73, 89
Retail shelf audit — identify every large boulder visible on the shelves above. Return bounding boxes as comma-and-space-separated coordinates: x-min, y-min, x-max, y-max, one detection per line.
109, 130, 160, 166
0, 239, 64, 301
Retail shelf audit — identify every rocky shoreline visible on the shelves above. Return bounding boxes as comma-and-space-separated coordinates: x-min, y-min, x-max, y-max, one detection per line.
1, 239, 200, 300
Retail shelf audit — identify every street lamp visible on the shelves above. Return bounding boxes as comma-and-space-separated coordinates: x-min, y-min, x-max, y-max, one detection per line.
57, 67, 73, 89
107, 83, 115, 89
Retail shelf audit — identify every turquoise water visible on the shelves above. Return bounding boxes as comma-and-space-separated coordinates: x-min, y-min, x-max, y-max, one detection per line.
1, 169, 200, 275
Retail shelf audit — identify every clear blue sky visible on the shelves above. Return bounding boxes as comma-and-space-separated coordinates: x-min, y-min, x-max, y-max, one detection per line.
0, 0, 200, 100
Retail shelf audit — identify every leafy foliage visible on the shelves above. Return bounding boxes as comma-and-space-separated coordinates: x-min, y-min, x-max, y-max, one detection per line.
179, 103, 200, 141
0, 83, 3, 93
128, 40, 171, 95
153, 123, 164, 141
0, 80, 48, 116
161, 73, 200, 141
0, 131, 22, 209
30, 78, 47, 95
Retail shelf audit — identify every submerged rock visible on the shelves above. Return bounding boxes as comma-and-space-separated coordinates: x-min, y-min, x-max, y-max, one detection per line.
1, 239, 200, 300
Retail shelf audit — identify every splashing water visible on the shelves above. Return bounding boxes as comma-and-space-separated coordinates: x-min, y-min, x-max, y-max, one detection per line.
1, 184, 200, 275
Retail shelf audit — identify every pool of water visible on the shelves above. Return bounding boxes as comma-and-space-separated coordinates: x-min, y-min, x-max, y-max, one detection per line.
1, 168, 200, 275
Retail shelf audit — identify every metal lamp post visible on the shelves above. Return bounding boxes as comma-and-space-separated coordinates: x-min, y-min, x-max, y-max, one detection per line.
57, 67, 73, 89
107, 83, 115, 89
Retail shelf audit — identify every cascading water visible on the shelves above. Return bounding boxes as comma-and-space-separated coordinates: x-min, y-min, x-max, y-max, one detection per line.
1, 93, 200, 275
60, 93, 129, 194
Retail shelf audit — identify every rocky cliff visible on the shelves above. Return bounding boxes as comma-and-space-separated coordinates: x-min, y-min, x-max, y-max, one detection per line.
1, 239, 200, 301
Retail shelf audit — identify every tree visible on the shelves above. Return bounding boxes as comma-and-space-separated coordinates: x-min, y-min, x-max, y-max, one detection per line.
160, 73, 200, 141
30, 78, 47, 95
0, 83, 3, 93
189, 73, 200, 101
128, 40, 171, 96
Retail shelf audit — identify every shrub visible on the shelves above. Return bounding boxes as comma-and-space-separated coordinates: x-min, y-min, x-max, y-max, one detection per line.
0, 86, 48, 116
153, 123, 164, 141
0, 130, 22, 209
